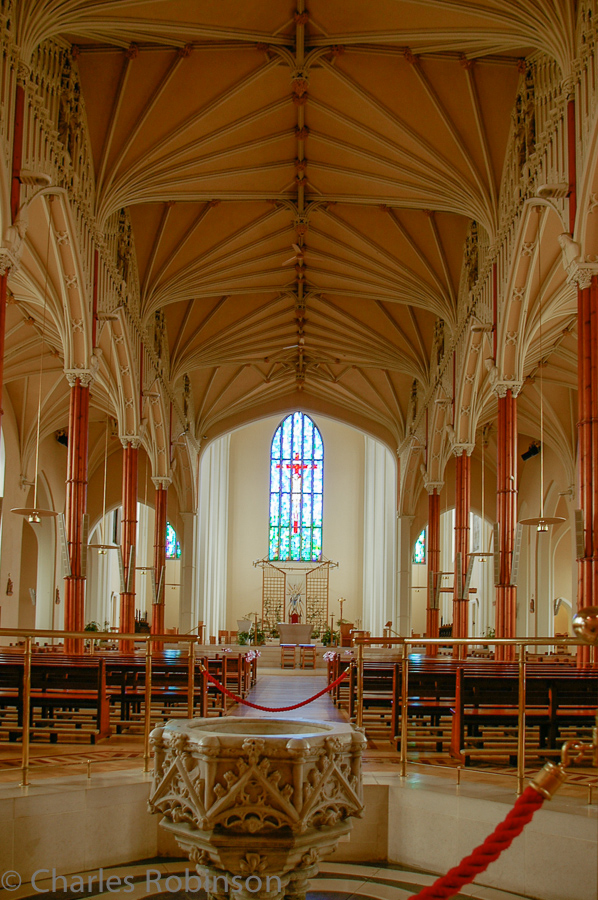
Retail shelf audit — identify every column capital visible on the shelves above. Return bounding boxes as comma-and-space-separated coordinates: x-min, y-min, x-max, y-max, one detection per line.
451, 443, 475, 457
152, 476, 172, 491
425, 481, 444, 495
65, 369, 95, 388
120, 435, 142, 449
557, 233, 598, 289
492, 381, 523, 399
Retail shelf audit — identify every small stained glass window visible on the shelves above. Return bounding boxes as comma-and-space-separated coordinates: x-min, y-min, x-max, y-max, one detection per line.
413, 528, 426, 564
165, 522, 181, 559
269, 412, 323, 562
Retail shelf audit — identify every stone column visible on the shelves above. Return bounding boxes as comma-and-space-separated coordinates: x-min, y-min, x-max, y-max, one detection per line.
495, 385, 520, 661
425, 483, 442, 657
179, 511, 197, 635
396, 514, 414, 637
151, 477, 170, 635
120, 438, 139, 649
64, 374, 91, 653
453, 446, 473, 658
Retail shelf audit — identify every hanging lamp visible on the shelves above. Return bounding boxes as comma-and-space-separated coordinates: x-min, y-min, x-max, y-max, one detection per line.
12, 205, 57, 524
519, 209, 565, 532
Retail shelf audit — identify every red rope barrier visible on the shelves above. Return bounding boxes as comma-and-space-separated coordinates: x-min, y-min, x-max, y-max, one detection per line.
204, 667, 349, 712
408, 785, 545, 899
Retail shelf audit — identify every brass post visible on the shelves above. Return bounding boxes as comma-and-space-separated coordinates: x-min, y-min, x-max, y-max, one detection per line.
517, 642, 526, 795
143, 639, 153, 773
87, 759, 92, 780
20, 635, 32, 786
187, 640, 195, 717
400, 642, 409, 777
356, 639, 364, 728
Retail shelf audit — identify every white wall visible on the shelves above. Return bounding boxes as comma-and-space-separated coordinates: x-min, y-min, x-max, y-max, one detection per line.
226, 414, 365, 630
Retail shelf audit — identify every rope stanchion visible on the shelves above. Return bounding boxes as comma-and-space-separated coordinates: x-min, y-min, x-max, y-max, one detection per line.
408, 762, 567, 899
202, 666, 350, 712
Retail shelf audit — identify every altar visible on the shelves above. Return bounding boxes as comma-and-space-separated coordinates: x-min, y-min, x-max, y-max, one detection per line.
276, 623, 313, 644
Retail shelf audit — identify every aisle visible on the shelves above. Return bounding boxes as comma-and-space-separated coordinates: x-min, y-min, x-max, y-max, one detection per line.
229, 672, 347, 722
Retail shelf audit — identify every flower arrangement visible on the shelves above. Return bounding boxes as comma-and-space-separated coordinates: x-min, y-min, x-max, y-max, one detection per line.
323, 650, 336, 662
245, 649, 261, 662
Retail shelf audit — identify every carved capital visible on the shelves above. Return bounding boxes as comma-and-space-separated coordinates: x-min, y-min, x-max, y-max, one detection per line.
0, 249, 15, 276
566, 261, 598, 290
120, 435, 142, 449
65, 368, 94, 387
493, 380, 523, 398
152, 477, 172, 491
424, 481, 444, 495
561, 74, 577, 99
16, 61, 30, 88
452, 443, 475, 457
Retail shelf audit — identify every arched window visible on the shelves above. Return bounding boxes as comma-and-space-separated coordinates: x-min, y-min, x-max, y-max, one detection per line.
165, 522, 181, 559
413, 528, 426, 564
269, 412, 323, 561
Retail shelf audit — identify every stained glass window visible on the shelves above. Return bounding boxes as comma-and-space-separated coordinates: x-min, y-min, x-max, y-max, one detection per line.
269, 412, 323, 561
413, 528, 426, 564
165, 522, 181, 559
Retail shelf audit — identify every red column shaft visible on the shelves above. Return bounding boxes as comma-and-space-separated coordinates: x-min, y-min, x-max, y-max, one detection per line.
120, 442, 138, 649
64, 379, 90, 653
453, 452, 470, 658
151, 485, 168, 635
496, 390, 517, 661
426, 488, 440, 657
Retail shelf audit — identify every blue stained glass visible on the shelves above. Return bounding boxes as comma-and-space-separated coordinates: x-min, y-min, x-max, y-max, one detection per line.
314, 432, 323, 459
302, 496, 312, 526
312, 527, 322, 557
165, 522, 181, 559
269, 527, 278, 558
413, 529, 426, 564
268, 412, 323, 561
281, 419, 291, 458
313, 494, 322, 526
313, 465, 323, 493
301, 532, 311, 560
269, 494, 279, 525
303, 465, 313, 493
291, 532, 300, 558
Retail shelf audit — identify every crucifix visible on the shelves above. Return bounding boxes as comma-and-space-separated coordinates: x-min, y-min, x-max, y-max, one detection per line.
277, 452, 317, 477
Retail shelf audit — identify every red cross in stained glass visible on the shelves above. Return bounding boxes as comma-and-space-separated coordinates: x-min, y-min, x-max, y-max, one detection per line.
277, 452, 317, 478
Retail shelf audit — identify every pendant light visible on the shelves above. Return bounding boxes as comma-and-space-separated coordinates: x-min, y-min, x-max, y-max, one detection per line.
12, 205, 57, 524
520, 208, 564, 532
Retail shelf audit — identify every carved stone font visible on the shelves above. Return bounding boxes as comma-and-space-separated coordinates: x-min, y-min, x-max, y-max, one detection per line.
149, 717, 365, 900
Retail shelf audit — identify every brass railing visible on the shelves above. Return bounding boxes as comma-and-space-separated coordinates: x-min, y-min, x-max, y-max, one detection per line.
0, 627, 205, 784
353, 636, 596, 795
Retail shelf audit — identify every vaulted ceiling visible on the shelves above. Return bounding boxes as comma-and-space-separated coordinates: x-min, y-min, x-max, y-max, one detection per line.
9, 1, 578, 453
